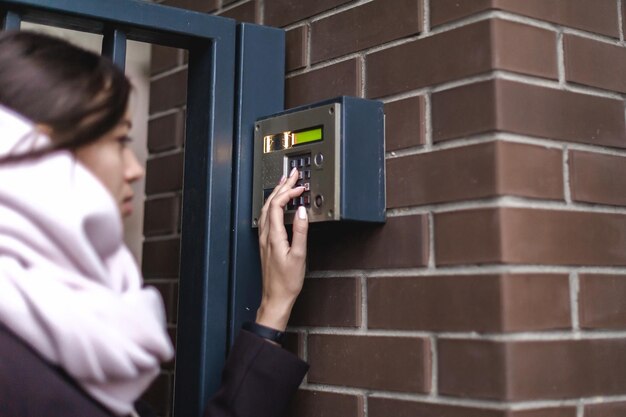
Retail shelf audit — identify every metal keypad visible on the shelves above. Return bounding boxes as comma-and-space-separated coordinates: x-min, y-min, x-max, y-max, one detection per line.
287, 153, 312, 211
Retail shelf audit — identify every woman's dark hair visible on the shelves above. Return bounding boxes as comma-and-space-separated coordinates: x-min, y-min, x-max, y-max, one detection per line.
0, 30, 131, 160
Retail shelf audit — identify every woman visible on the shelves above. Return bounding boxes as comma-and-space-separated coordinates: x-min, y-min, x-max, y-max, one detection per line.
0, 31, 309, 417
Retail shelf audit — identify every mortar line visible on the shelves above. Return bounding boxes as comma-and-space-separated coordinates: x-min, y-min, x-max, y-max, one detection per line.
305, 388, 626, 410
304, 21, 311, 70
360, 274, 368, 329
495, 71, 623, 100
258, 0, 264, 24
423, 91, 433, 150
309, 0, 373, 23
619, 0, 625, 41
288, 327, 626, 341
386, 195, 626, 216
570, 272, 580, 331
302, 330, 308, 383
150, 65, 187, 82
144, 191, 181, 201
306, 265, 626, 279
148, 107, 184, 121
557, 30, 566, 86
360, 54, 366, 98
563, 146, 572, 204
218, 0, 250, 14
388, 131, 626, 159
422, 0, 430, 34
146, 148, 184, 161
429, 335, 438, 396
577, 402, 584, 417
427, 212, 435, 268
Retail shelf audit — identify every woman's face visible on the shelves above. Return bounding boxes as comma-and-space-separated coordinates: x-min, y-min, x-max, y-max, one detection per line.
74, 111, 144, 218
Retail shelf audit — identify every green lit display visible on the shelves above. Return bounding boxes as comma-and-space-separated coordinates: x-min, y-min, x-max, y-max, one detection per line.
293, 127, 323, 145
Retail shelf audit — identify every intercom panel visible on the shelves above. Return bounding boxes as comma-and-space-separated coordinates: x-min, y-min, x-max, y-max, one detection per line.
251, 96, 385, 226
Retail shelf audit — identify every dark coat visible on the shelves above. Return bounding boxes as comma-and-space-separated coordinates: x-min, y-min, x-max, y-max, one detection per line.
0, 324, 308, 417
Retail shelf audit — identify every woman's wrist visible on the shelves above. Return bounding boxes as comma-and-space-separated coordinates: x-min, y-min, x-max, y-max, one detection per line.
255, 298, 295, 332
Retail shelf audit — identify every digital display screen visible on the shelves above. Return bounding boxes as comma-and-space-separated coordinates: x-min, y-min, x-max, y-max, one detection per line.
293, 127, 323, 145
263, 126, 323, 153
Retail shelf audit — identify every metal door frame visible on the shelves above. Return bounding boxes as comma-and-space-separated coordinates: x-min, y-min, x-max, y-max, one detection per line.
0, 1, 284, 416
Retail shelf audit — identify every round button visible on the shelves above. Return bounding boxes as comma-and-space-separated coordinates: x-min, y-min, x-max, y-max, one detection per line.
314, 152, 324, 167
314, 194, 324, 208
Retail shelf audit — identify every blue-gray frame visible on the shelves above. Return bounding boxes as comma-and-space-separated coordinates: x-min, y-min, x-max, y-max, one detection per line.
0, 1, 285, 416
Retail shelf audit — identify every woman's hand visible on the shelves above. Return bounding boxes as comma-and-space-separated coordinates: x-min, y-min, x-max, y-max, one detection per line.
256, 167, 309, 332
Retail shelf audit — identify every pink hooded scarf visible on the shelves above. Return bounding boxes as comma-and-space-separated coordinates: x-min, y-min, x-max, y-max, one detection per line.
0, 106, 174, 415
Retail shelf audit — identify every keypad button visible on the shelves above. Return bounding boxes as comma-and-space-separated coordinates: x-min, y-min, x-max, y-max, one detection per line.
304, 182, 310, 191
305, 156, 311, 166
305, 170, 311, 179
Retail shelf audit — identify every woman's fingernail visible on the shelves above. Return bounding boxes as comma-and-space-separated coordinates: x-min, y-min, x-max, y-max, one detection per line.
278, 175, 286, 184
297, 205, 307, 220
290, 167, 298, 177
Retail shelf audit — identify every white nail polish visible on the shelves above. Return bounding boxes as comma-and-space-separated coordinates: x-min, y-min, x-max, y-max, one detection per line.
297, 206, 307, 220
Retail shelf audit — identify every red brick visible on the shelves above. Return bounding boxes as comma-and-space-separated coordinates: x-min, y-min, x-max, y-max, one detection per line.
308, 215, 429, 270
435, 208, 626, 266
264, 0, 353, 27
368, 274, 570, 332
161, 0, 218, 12
149, 69, 188, 113
580, 274, 626, 329
285, 58, 361, 107
432, 79, 626, 148
218, 0, 258, 23
142, 238, 180, 278
431, 0, 620, 38
570, 151, 626, 207
145, 152, 184, 195
151, 282, 178, 324
369, 397, 576, 417
430, 0, 491, 26
386, 141, 563, 208
439, 338, 626, 400
366, 19, 557, 98
369, 398, 502, 417
147, 111, 185, 153
287, 390, 363, 417
384, 96, 425, 151
510, 410, 576, 417
144, 196, 181, 237
586, 401, 626, 417
310, 0, 421, 63
282, 332, 304, 358
141, 373, 171, 416
565, 35, 626, 93
151, 45, 182, 75
308, 335, 430, 392
289, 277, 361, 327
286, 26, 307, 71
435, 208, 502, 265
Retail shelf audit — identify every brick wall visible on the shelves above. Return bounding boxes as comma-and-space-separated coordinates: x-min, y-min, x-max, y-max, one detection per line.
145, 1, 626, 416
